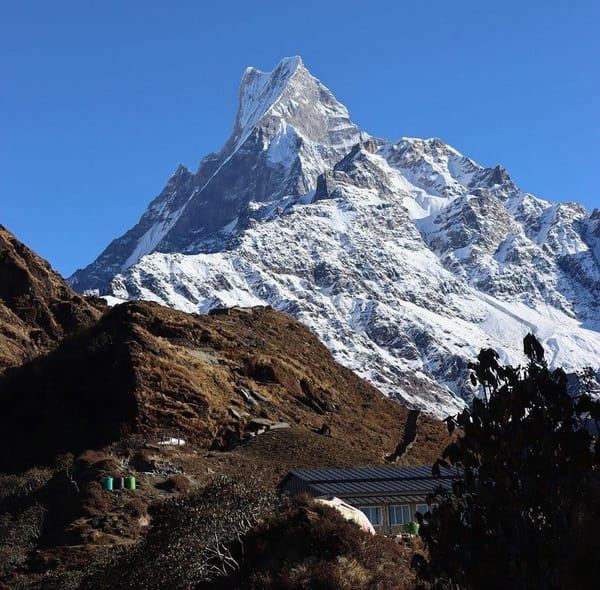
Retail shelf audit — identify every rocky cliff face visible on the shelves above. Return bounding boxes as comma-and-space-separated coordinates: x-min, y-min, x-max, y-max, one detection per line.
69, 57, 365, 292
68, 57, 600, 417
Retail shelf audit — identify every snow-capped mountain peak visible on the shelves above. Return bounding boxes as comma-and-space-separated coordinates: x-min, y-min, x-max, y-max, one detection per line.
70, 58, 364, 288
69, 57, 600, 418
235, 56, 306, 140
229, 55, 360, 155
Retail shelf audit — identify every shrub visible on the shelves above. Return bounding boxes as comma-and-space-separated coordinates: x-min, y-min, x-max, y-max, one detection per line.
0, 502, 47, 578
75, 450, 109, 467
80, 481, 112, 517
123, 497, 148, 519
157, 475, 191, 493
78, 476, 278, 589
0, 467, 53, 504
106, 434, 146, 457
130, 449, 158, 472
202, 496, 420, 590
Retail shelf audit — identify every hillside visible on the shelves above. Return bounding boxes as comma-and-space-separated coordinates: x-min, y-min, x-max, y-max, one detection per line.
0, 300, 447, 473
0, 225, 103, 372
0, 229, 448, 588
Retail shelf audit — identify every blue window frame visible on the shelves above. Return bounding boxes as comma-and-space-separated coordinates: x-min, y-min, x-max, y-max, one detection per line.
388, 504, 410, 526
358, 505, 382, 526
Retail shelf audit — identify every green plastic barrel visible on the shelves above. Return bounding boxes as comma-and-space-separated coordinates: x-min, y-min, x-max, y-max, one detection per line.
102, 476, 113, 491
125, 475, 136, 490
407, 521, 420, 535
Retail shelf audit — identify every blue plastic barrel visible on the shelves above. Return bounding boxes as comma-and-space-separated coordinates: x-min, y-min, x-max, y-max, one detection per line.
102, 476, 113, 491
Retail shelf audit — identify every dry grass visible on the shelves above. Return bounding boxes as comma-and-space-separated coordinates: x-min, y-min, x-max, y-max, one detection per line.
0, 301, 450, 472
0, 225, 102, 375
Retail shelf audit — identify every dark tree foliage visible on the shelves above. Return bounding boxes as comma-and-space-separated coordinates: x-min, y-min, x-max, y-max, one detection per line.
414, 334, 600, 590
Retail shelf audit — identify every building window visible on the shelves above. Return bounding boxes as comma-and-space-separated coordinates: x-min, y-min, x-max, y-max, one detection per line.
358, 506, 382, 526
388, 504, 410, 526
415, 503, 437, 522
415, 503, 437, 515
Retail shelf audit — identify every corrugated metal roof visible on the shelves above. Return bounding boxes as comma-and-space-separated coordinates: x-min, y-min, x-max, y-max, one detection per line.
291, 465, 438, 483
284, 464, 454, 499
341, 495, 425, 505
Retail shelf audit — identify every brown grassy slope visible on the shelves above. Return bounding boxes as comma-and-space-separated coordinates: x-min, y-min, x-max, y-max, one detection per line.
0, 225, 103, 372
0, 300, 449, 472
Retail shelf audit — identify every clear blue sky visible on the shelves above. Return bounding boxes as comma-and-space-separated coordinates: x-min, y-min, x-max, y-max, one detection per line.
2, 0, 599, 277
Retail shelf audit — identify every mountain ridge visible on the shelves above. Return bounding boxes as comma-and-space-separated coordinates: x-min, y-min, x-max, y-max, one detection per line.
67, 57, 600, 417
69, 56, 364, 290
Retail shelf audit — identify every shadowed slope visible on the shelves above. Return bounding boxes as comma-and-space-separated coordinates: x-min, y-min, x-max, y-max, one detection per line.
0, 301, 448, 472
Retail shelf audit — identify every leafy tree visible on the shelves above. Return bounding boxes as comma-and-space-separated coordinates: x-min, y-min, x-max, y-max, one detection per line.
414, 334, 600, 590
